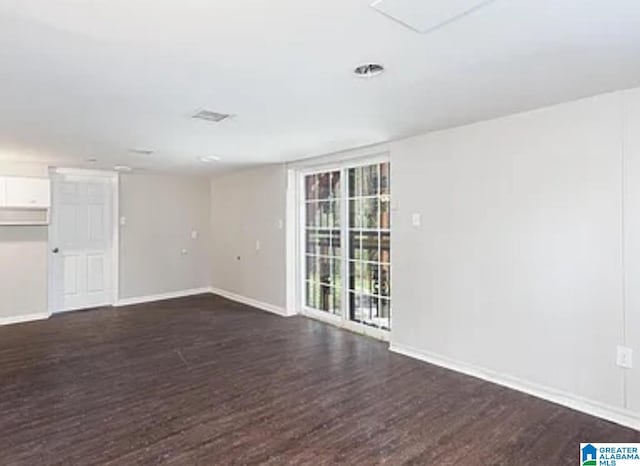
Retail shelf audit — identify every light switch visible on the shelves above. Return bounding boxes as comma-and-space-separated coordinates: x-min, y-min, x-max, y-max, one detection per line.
617, 346, 633, 369
191, 230, 198, 240
412, 213, 421, 227
256, 240, 261, 251
181, 249, 188, 255
277, 219, 284, 230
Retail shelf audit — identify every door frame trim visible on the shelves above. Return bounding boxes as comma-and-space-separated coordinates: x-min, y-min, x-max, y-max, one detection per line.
47, 168, 120, 313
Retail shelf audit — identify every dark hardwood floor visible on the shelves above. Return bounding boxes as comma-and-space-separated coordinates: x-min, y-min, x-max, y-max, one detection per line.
0, 294, 638, 465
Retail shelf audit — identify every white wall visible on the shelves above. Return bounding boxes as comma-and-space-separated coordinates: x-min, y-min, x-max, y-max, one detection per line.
210, 165, 287, 309
0, 161, 49, 178
119, 173, 211, 300
623, 88, 640, 415
0, 162, 49, 320
0, 227, 48, 319
390, 90, 629, 412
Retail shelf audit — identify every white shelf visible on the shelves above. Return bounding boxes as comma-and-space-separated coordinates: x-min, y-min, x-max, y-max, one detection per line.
0, 207, 49, 226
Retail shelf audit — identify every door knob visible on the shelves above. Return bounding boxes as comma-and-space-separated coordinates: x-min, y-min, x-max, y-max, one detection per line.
52, 247, 59, 254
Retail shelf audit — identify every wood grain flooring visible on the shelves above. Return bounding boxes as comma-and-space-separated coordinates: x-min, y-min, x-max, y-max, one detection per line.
0, 294, 638, 465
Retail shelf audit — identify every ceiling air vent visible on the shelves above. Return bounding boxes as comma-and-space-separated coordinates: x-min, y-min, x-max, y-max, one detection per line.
192, 109, 232, 123
354, 63, 385, 78
129, 148, 155, 156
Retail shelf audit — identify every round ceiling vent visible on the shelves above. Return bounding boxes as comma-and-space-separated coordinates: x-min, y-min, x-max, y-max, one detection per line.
354, 63, 385, 78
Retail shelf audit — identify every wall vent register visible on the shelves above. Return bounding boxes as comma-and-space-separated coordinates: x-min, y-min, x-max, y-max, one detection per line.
192, 109, 232, 123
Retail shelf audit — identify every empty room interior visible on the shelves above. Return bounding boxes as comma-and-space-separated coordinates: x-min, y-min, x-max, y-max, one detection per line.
2, 0, 640, 464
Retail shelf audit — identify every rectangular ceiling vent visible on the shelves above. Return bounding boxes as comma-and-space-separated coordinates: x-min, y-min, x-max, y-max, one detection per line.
129, 148, 155, 156
370, 0, 497, 34
192, 109, 232, 123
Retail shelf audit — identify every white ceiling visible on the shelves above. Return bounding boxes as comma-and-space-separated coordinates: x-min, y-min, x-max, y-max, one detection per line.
0, 0, 639, 174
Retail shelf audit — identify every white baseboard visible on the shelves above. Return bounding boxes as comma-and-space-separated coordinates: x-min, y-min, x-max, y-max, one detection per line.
115, 287, 213, 307
0, 312, 51, 327
210, 287, 293, 317
390, 343, 640, 431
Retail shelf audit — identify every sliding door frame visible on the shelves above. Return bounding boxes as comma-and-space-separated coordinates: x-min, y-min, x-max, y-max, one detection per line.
292, 152, 391, 341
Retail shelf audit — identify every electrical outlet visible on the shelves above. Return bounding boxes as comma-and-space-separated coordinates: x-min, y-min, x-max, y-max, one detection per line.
616, 346, 633, 369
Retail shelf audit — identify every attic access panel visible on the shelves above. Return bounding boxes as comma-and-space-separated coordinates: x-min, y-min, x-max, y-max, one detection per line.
370, 0, 496, 34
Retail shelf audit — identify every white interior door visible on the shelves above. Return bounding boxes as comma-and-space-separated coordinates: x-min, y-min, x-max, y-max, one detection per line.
51, 173, 115, 312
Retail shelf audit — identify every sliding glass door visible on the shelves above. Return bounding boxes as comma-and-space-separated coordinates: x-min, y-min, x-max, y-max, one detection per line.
301, 160, 391, 334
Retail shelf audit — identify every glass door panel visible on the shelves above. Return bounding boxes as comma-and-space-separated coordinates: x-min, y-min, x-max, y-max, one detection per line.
347, 162, 391, 330
304, 170, 342, 315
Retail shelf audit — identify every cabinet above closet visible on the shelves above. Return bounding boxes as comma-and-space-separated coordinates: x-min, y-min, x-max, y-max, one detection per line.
0, 176, 51, 225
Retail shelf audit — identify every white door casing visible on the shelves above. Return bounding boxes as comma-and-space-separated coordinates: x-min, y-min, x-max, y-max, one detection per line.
49, 171, 118, 313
